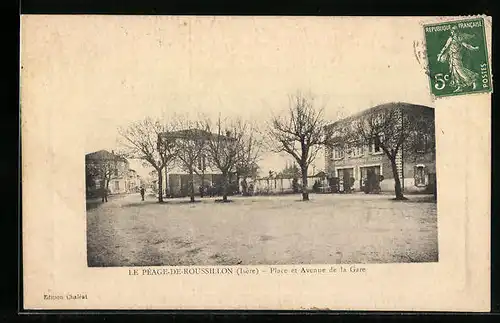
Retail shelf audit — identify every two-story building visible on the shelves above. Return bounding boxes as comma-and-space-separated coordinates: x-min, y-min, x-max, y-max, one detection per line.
324, 102, 436, 194
85, 150, 131, 195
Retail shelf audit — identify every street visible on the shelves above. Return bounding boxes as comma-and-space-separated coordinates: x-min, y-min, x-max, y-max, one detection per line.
87, 193, 438, 267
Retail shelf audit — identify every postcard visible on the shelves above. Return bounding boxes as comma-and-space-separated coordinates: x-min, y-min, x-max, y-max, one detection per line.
20, 15, 491, 311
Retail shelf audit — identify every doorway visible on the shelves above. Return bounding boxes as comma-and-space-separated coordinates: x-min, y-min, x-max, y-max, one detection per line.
337, 168, 354, 193
360, 166, 381, 193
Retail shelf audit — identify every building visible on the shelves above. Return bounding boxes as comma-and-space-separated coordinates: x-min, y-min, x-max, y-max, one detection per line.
159, 129, 238, 197
85, 150, 131, 196
167, 173, 238, 197
147, 170, 159, 193
126, 169, 141, 192
324, 102, 436, 194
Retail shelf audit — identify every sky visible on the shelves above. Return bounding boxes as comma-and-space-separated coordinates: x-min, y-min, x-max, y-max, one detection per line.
70, 16, 435, 177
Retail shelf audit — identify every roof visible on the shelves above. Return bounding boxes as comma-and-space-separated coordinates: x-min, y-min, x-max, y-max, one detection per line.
325, 102, 434, 130
85, 150, 128, 163
160, 128, 234, 141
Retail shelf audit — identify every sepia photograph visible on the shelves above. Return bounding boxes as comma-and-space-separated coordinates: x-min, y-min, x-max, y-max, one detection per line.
83, 17, 438, 268
21, 15, 490, 311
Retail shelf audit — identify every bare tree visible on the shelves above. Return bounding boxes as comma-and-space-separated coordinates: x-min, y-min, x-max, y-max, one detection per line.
341, 102, 435, 200
85, 150, 128, 194
204, 117, 254, 202
267, 92, 327, 201
279, 162, 300, 178
235, 123, 262, 195
118, 117, 177, 203
168, 117, 207, 203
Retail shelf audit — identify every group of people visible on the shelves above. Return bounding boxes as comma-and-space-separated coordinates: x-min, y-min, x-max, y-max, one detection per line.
198, 183, 243, 197
133, 184, 241, 201
199, 184, 219, 198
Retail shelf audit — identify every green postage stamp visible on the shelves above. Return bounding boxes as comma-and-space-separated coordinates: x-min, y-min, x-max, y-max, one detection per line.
423, 17, 492, 98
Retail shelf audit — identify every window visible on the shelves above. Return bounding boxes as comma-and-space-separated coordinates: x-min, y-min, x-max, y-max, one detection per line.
114, 180, 120, 191
332, 146, 344, 159
372, 133, 385, 153
114, 168, 119, 177
374, 136, 381, 152
345, 145, 353, 158
414, 165, 426, 186
351, 143, 364, 157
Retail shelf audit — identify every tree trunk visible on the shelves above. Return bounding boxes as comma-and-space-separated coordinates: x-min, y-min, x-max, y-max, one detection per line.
157, 169, 164, 203
301, 166, 309, 201
190, 169, 195, 203
235, 172, 240, 195
390, 158, 405, 200
200, 172, 205, 198
164, 166, 169, 198
222, 172, 229, 202
241, 178, 248, 196
100, 179, 107, 201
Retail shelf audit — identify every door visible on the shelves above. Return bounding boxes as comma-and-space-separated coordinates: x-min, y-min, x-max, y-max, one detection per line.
343, 169, 352, 192
360, 166, 381, 193
338, 168, 354, 192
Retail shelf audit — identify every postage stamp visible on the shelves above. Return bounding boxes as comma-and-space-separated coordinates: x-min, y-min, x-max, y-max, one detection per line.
423, 17, 492, 98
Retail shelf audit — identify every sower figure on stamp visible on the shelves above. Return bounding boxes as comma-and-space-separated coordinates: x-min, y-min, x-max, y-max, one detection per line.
437, 26, 479, 93
140, 186, 145, 201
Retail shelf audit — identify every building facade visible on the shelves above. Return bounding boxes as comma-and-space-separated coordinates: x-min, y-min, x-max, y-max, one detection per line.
85, 150, 132, 196
324, 103, 436, 194
159, 128, 239, 197
167, 173, 239, 197
126, 169, 141, 193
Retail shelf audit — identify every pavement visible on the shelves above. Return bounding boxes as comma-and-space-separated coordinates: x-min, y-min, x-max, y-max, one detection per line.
87, 192, 438, 267
86, 193, 131, 209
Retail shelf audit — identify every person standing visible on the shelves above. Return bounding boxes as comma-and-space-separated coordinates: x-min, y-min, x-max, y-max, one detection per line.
140, 187, 145, 201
